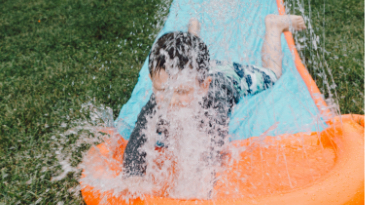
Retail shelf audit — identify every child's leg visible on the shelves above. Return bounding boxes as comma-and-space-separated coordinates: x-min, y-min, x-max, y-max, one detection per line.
188, 18, 201, 37
261, 15, 306, 78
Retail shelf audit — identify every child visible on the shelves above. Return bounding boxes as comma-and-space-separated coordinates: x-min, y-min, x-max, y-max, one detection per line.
122, 15, 306, 178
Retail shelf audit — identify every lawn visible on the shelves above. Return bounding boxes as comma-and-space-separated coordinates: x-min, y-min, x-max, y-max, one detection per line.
0, 0, 363, 204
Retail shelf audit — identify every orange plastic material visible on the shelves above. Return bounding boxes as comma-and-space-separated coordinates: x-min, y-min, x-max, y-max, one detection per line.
81, 115, 364, 205
276, 0, 332, 120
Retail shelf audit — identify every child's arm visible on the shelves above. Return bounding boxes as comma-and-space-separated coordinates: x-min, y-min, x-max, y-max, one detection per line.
123, 95, 157, 177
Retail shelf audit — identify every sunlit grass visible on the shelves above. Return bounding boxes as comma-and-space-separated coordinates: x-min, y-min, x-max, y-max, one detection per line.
0, 0, 170, 204
289, 0, 364, 114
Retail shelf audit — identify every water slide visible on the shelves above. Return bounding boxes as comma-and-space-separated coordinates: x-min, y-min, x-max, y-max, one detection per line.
81, 0, 364, 204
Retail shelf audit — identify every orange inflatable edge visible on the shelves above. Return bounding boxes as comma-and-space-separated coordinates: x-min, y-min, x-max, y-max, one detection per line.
276, 0, 333, 122
81, 116, 364, 205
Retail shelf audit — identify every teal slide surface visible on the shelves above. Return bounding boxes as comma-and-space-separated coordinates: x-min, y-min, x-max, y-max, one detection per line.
115, 0, 327, 140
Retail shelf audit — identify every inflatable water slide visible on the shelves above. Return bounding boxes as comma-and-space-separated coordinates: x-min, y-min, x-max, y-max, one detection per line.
81, 0, 364, 204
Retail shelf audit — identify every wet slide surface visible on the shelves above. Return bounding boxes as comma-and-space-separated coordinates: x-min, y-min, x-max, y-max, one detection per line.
115, 0, 324, 140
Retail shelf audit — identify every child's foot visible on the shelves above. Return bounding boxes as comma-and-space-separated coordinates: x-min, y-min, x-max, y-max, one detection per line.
265, 14, 306, 32
188, 18, 201, 37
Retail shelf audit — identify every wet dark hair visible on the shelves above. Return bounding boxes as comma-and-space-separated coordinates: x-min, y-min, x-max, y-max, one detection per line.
148, 32, 210, 83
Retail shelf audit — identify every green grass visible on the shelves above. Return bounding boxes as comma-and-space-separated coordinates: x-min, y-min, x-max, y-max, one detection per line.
0, 0, 363, 204
289, 0, 364, 114
0, 0, 170, 204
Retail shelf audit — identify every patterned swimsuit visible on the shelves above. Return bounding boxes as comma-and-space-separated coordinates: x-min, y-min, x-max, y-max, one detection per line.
210, 60, 277, 98
122, 61, 278, 177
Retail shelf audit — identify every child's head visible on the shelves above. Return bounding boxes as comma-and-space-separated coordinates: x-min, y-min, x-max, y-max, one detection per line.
148, 32, 211, 109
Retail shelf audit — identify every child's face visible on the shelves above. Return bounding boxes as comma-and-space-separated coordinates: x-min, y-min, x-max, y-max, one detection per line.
149, 69, 211, 110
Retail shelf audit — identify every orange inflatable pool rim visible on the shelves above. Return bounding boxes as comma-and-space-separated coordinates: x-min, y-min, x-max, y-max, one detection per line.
81, 115, 364, 205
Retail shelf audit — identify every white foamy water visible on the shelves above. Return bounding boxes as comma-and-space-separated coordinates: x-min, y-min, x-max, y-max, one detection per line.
141, 107, 227, 199
78, 65, 231, 200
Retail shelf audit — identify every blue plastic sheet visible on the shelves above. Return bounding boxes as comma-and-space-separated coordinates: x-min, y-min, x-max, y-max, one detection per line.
115, 0, 327, 140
